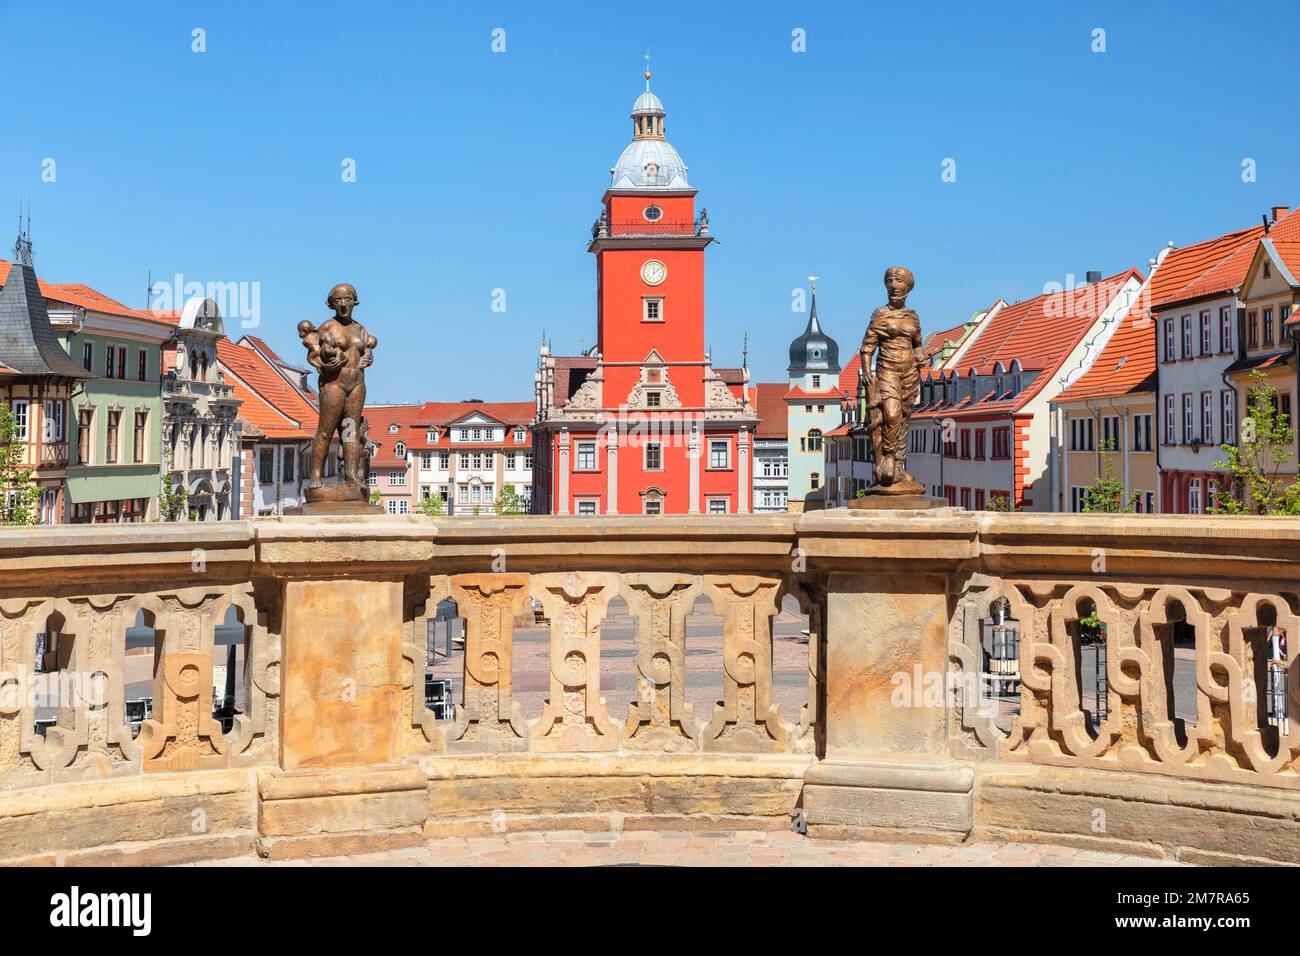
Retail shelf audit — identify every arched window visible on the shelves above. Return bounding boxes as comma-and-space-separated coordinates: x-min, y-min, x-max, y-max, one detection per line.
395, 441, 406, 457
808, 428, 823, 452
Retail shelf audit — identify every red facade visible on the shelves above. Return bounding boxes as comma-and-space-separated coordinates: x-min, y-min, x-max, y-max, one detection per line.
532, 86, 756, 515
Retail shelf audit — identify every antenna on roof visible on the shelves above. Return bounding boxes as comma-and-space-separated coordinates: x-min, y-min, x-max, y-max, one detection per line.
146, 269, 159, 309
13, 197, 33, 266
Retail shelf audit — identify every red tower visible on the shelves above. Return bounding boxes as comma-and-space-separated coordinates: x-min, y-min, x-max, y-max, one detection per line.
532, 78, 756, 516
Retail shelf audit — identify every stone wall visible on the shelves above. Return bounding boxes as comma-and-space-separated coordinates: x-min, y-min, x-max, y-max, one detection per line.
0, 510, 1298, 863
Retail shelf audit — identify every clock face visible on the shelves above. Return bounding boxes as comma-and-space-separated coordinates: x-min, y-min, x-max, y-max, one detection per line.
641, 259, 667, 286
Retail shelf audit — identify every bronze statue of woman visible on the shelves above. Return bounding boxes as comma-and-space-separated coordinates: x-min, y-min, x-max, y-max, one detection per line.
299, 283, 377, 499
859, 266, 925, 492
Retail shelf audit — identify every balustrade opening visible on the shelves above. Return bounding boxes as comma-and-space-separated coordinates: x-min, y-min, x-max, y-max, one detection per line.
980, 598, 1020, 735
1069, 598, 1107, 733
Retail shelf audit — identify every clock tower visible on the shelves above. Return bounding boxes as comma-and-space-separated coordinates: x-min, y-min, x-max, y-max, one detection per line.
532, 73, 758, 516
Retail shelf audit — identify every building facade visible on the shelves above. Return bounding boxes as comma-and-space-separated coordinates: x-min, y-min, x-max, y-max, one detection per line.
48, 288, 173, 523
1226, 206, 1300, 497
0, 237, 91, 524
1149, 223, 1268, 513
751, 382, 789, 512
531, 81, 757, 516
220, 336, 320, 518
785, 286, 844, 512
160, 298, 242, 520
365, 401, 534, 516
910, 271, 1142, 511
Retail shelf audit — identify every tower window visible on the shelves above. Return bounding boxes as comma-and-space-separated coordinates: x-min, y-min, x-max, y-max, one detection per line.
643, 297, 664, 322
646, 391, 661, 407
643, 205, 663, 222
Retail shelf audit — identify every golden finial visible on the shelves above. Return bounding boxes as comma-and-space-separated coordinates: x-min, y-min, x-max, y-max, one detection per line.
643, 47, 651, 90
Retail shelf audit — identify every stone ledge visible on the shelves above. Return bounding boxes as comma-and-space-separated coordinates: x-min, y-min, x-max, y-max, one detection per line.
803, 756, 975, 844
0, 769, 255, 865
974, 763, 1300, 865
256, 764, 428, 860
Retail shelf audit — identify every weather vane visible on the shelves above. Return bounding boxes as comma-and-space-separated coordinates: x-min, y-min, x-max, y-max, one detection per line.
807, 274, 818, 294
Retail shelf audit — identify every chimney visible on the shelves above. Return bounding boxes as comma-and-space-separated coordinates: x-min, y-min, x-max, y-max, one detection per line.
1272, 206, 1290, 224
1085, 270, 1102, 284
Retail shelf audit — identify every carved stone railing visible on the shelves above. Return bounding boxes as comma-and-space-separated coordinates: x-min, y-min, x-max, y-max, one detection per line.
2, 511, 1300, 864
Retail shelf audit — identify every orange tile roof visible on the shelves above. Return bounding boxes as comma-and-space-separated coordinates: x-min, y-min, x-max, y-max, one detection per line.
0, 259, 175, 325
365, 401, 535, 459
1060, 224, 1273, 402
753, 382, 788, 439
1155, 227, 1268, 307
217, 339, 318, 439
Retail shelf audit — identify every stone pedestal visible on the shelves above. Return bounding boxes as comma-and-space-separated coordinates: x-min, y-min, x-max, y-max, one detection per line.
803, 566, 974, 842
280, 577, 405, 770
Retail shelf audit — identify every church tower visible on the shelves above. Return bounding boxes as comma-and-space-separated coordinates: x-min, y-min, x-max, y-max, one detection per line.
532, 67, 756, 516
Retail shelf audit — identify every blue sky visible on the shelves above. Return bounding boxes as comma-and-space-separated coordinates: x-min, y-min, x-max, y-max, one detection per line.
3, 1, 1297, 402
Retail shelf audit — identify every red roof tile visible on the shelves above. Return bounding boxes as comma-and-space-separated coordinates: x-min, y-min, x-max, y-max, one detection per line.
917, 269, 1141, 417
1060, 224, 1272, 402
753, 382, 788, 439
217, 339, 318, 439
0, 259, 175, 326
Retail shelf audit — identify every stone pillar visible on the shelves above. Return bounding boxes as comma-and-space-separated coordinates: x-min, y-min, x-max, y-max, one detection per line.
798, 509, 978, 844
606, 430, 618, 515
687, 424, 700, 514
737, 427, 750, 514
280, 577, 405, 769
253, 519, 435, 859
557, 429, 570, 516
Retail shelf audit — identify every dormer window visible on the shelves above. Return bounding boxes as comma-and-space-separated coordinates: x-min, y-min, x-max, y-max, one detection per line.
644, 162, 659, 180
388, 424, 399, 434
514, 428, 526, 443
395, 441, 406, 457
427, 429, 438, 442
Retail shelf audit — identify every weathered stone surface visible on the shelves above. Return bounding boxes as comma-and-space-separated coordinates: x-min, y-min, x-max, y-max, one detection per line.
975, 764, 1300, 865
824, 572, 949, 758
280, 578, 404, 769
257, 764, 427, 859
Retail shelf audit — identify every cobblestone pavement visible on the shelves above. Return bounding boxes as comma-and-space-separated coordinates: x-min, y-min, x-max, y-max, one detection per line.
210, 831, 1185, 867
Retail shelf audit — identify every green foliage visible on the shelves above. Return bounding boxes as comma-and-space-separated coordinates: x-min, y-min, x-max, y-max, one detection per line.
369, 490, 382, 507
493, 485, 524, 516
1212, 370, 1300, 515
417, 491, 446, 517
988, 493, 1017, 512
0, 404, 40, 525
157, 479, 188, 522
1081, 439, 1137, 513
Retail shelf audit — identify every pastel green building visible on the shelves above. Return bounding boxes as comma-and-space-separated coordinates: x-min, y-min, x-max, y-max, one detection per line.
51, 291, 172, 522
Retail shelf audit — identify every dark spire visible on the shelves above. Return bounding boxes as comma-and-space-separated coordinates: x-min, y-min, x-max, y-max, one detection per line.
787, 278, 840, 374
0, 226, 92, 380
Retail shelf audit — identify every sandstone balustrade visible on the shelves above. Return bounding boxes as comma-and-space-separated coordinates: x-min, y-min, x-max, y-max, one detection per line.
0, 509, 1296, 864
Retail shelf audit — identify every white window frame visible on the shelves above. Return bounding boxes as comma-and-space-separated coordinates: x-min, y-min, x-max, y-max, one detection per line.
10, 399, 29, 441
575, 441, 597, 471
642, 297, 664, 322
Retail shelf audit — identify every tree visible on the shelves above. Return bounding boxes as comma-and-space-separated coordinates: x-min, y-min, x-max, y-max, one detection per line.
157, 478, 189, 522
1212, 369, 1300, 515
417, 491, 446, 517
0, 404, 40, 525
493, 485, 524, 516
369, 490, 382, 507
1081, 439, 1137, 513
